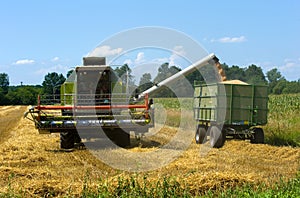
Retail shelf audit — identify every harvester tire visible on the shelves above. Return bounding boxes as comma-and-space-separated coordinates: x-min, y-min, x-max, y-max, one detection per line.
60, 132, 74, 149
209, 125, 225, 148
74, 130, 82, 144
116, 129, 130, 147
195, 125, 207, 144
250, 128, 264, 144
104, 129, 130, 148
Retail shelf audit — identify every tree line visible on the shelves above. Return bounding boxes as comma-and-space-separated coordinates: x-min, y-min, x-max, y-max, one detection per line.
0, 72, 65, 105
0, 62, 299, 105
137, 62, 300, 97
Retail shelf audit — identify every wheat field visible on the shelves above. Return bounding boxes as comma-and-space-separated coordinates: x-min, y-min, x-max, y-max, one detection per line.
0, 106, 299, 197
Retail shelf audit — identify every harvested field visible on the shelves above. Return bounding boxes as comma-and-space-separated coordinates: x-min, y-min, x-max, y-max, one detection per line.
0, 106, 299, 197
0, 106, 27, 144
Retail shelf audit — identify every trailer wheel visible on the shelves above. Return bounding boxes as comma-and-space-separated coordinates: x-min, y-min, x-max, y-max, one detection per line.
195, 125, 207, 144
60, 132, 74, 149
209, 126, 225, 148
250, 128, 264, 144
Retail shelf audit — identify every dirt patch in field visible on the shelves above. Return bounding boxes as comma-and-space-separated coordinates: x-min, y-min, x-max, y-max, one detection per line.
0, 106, 299, 197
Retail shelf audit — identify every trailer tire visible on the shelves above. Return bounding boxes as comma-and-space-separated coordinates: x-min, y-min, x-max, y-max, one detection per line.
195, 125, 207, 144
60, 132, 74, 149
209, 125, 225, 148
251, 128, 264, 144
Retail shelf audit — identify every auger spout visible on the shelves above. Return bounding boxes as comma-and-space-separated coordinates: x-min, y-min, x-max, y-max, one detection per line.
138, 53, 226, 99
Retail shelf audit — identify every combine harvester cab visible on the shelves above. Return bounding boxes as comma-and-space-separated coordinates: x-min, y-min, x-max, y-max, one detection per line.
25, 57, 153, 149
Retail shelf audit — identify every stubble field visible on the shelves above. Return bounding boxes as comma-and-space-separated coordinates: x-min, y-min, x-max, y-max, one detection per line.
0, 100, 299, 197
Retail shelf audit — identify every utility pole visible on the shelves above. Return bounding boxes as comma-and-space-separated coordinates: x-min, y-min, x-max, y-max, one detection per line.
126, 69, 129, 95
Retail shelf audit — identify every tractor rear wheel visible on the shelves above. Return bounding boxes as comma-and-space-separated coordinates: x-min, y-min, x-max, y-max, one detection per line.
195, 125, 207, 144
250, 128, 264, 144
209, 125, 225, 148
60, 132, 75, 149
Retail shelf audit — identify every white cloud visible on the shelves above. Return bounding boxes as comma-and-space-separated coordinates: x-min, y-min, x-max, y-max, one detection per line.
280, 60, 297, 71
117, 47, 191, 84
278, 58, 300, 80
257, 58, 300, 81
124, 46, 186, 67
14, 59, 35, 65
52, 57, 59, 62
169, 45, 186, 66
35, 64, 70, 76
211, 36, 246, 43
120, 46, 186, 68
123, 59, 132, 65
152, 57, 169, 63
173, 45, 185, 55
122, 52, 146, 66
135, 52, 145, 64
88, 45, 123, 57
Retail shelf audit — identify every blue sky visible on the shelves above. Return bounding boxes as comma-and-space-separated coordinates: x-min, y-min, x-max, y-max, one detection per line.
0, 0, 299, 85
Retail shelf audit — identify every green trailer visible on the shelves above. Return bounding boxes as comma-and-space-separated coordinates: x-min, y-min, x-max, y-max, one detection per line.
193, 81, 268, 148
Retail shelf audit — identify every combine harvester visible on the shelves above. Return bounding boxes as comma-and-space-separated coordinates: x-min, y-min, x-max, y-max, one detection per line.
25, 53, 268, 149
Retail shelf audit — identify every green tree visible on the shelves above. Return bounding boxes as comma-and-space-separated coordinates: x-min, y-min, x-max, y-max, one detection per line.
66, 70, 74, 78
244, 64, 267, 85
17, 86, 41, 104
154, 63, 181, 84
152, 63, 182, 97
114, 64, 134, 85
267, 68, 285, 94
5, 89, 21, 105
139, 73, 152, 92
1, 85, 42, 105
223, 65, 246, 81
267, 68, 283, 83
186, 69, 203, 85
169, 66, 181, 75
273, 79, 287, 94
186, 63, 222, 86
282, 81, 300, 94
42, 72, 66, 95
0, 73, 9, 94
0, 87, 5, 104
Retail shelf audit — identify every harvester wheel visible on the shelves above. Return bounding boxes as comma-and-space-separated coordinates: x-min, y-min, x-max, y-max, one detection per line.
74, 130, 82, 144
104, 129, 130, 148
250, 128, 264, 144
195, 125, 207, 144
117, 129, 130, 147
209, 125, 225, 148
60, 132, 74, 149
